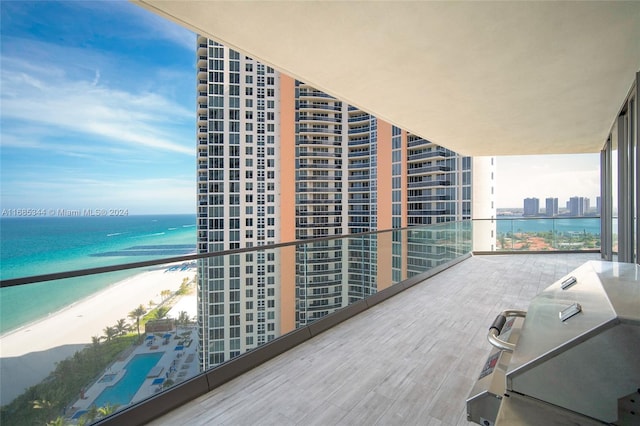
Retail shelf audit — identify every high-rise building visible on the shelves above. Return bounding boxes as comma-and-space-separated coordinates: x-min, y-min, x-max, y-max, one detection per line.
196, 37, 490, 370
568, 196, 590, 216
545, 197, 558, 216
523, 198, 540, 216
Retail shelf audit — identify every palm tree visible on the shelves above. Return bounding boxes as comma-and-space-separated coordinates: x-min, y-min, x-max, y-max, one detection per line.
114, 318, 129, 336
128, 304, 147, 341
81, 405, 99, 424
97, 403, 120, 418
90, 335, 102, 366
102, 326, 118, 342
32, 399, 54, 410
46, 416, 66, 426
177, 310, 190, 333
160, 289, 171, 301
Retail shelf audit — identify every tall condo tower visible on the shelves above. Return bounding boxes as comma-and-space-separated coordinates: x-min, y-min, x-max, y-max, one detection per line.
196, 37, 489, 370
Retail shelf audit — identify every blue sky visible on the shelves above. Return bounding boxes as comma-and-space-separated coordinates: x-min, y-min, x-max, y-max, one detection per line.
1, 1, 196, 215
0, 1, 600, 214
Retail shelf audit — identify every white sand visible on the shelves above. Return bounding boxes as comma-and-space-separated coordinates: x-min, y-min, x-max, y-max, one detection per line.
0, 265, 196, 406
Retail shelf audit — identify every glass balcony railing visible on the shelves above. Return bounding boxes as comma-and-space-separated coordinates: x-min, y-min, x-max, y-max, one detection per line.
472, 217, 601, 252
0, 221, 471, 426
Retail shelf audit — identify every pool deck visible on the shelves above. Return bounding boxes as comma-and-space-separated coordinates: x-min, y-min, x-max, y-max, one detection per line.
67, 326, 200, 419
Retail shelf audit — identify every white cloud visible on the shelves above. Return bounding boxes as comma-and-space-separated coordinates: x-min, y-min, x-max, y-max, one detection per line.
0, 61, 194, 156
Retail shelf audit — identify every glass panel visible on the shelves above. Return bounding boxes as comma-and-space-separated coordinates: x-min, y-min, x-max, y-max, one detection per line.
612, 122, 619, 257
493, 217, 601, 251
0, 222, 472, 424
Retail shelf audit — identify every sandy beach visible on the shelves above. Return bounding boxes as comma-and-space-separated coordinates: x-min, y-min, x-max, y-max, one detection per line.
0, 264, 196, 406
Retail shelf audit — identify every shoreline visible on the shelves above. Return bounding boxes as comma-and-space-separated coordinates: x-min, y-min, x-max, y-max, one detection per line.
0, 263, 196, 406
0, 266, 159, 340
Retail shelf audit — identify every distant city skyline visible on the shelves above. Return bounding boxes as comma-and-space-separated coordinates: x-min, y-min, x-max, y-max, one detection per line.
515, 194, 599, 209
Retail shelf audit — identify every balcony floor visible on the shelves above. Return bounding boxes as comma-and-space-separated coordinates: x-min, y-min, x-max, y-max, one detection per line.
149, 253, 600, 426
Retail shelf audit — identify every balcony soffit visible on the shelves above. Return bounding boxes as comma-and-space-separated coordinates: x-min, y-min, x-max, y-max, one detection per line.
134, 1, 640, 156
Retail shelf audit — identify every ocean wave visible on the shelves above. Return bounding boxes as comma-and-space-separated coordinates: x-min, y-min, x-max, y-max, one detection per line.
90, 244, 196, 257
130, 232, 166, 239
107, 232, 126, 237
168, 228, 177, 231
182, 224, 196, 228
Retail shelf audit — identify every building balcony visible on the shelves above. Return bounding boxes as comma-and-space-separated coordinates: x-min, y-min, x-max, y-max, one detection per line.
297, 127, 342, 135
296, 187, 340, 193
296, 210, 341, 216
408, 209, 448, 216
348, 162, 370, 170
408, 180, 451, 188
407, 150, 449, 161
0, 219, 610, 426
348, 174, 370, 182
407, 165, 452, 175
407, 194, 448, 202
296, 138, 343, 147
297, 103, 342, 112
348, 138, 371, 147
295, 175, 342, 182
297, 115, 342, 124
149, 251, 601, 425
298, 90, 335, 100
348, 126, 371, 136
347, 114, 371, 123
348, 150, 371, 158
297, 163, 340, 170
297, 151, 342, 159
297, 199, 343, 205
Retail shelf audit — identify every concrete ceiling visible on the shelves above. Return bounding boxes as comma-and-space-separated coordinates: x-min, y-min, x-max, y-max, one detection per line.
134, 1, 640, 156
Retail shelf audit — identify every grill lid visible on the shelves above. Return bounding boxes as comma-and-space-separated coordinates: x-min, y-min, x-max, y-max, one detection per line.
505, 261, 640, 423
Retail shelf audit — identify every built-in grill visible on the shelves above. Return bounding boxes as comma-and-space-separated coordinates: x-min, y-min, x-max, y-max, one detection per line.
467, 260, 640, 425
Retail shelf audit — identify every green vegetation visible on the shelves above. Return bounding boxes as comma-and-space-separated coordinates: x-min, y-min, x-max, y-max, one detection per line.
128, 304, 147, 341
497, 230, 600, 251
0, 335, 135, 426
1, 279, 196, 425
176, 277, 192, 295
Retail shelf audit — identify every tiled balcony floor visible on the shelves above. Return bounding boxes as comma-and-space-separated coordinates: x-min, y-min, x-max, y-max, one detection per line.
149, 253, 600, 426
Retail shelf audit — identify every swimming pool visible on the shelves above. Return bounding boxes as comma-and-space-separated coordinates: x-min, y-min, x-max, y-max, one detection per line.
92, 352, 163, 408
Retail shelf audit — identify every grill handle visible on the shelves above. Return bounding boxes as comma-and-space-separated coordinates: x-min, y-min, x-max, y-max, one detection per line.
487, 309, 527, 352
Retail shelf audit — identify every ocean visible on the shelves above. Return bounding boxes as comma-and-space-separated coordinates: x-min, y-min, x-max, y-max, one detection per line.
0, 214, 196, 335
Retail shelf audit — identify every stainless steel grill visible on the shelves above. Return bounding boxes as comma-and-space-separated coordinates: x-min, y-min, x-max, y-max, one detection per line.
467, 261, 640, 425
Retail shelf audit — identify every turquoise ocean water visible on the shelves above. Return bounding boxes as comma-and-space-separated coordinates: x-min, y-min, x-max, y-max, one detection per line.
0, 214, 196, 335
495, 217, 601, 235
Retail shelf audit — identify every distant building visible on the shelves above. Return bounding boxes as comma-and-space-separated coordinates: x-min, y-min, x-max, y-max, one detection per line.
523, 198, 540, 216
596, 196, 601, 214
545, 197, 558, 216
568, 196, 590, 216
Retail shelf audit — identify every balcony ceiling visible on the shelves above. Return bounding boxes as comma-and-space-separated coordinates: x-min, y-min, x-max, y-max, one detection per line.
134, 1, 640, 156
